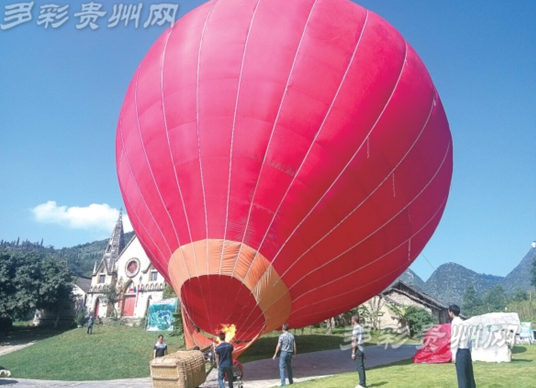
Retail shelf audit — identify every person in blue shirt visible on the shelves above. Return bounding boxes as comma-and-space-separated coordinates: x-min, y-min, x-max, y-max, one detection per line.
273, 323, 297, 386
215, 332, 234, 388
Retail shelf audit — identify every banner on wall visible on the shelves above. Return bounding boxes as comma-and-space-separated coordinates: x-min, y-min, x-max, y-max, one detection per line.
146, 298, 178, 332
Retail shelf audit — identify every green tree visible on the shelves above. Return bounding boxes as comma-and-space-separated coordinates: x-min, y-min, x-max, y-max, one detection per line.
361, 296, 385, 331
389, 304, 437, 338
462, 285, 484, 317
512, 287, 528, 303
389, 304, 410, 328
0, 249, 73, 321
162, 282, 177, 299
405, 306, 438, 337
100, 285, 120, 318
482, 284, 507, 312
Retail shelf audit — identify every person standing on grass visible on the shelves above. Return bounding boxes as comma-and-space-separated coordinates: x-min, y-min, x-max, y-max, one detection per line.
153, 335, 168, 358
449, 304, 476, 388
86, 315, 94, 335
352, 315, 366, 388
273, 323, 297, 386
215, 332, 234, 388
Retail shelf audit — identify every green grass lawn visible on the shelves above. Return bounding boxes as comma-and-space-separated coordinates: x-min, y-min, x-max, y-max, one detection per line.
0, 325, 431, 381
0, 326, 354, 380
0, 325, 186, 380
278, 345, 536, 388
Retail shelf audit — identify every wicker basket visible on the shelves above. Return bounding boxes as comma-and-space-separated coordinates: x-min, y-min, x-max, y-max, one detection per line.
151, 350, 206, 388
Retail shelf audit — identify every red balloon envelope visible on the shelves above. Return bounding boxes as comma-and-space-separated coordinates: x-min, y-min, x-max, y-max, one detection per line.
116, 0, 453, 355
413, 323, 452, 364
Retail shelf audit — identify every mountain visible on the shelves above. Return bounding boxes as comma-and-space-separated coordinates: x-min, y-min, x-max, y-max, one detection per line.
501, 244, 536, 293
422, 262, 503, 305
395, 268, 425, 290
57, 231, 135, 275
401, 243, 536, 306
0, 232, 135, 277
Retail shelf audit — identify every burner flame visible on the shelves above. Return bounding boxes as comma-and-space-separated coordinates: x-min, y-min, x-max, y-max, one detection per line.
217, 324, 237, 343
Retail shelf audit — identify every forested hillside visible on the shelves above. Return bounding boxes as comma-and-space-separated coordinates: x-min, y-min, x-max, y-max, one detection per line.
0, 232, 134, 277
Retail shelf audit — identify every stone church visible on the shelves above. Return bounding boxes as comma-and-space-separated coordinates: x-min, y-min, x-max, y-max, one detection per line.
85, 212, 166, 321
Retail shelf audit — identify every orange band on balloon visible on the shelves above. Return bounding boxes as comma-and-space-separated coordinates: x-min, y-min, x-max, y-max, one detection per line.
168, 239, 291, 335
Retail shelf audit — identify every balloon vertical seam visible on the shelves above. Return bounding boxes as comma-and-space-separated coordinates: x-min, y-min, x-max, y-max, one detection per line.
237, 6, 370, 338
235, 0, 320, 263
117, 119, 168, 267
295, 257, 421, 321
257, 141, 451, 321
279, 89, 436, 280
291, 194, 448, 312
288, 141, 452, 297
243, 9, 370, 282
193, 0, 220, 333
133, 35, 183, 253
159, 22, 201, 327
131, 62, 175, 256
160, 23, 195, 253
223, 0, 263, 280
273, 190, 450, 319
269, 41, 410, 268
118, 113, 171, 264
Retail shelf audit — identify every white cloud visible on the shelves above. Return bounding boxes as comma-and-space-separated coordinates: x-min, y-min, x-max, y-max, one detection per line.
32, 201, 133, 233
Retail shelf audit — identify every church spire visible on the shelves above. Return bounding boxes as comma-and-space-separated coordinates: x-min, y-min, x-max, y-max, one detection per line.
101, 209, 126, 273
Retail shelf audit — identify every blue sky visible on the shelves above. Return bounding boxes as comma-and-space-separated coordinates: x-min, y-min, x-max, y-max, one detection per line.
0, 0, 534, 282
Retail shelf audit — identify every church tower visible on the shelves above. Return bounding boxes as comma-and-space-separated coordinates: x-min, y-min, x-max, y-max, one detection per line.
88, 210, 126, 317
92, 211, 126, 277
101, 210, 126, 274
85, 210, 166, 321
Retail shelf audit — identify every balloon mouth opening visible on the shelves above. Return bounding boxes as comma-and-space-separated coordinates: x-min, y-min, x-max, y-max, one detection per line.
168, 239, 292, 355
180, 275, 266, 350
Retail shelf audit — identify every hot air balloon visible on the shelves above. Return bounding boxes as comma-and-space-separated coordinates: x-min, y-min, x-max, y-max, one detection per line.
116, 0, 453, 355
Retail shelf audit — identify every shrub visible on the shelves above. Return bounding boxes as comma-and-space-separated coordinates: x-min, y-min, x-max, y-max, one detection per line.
74, 311, 86, 327
405, 306, 438, 337
389, 304, 437, 338
0, 317, 13, 335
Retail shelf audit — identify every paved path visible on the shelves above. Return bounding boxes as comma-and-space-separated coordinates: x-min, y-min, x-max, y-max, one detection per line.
0, 341, 36, 358
0, 345, 417, 388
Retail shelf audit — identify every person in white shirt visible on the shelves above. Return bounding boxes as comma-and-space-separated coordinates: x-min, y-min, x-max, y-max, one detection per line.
351, 315, 366, 388
449, 304, 476, 388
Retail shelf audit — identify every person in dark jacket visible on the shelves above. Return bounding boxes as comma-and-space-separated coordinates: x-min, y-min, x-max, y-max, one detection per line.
215, 332, 234, 388
87, 315, 94, 335
153, 335, 168, 358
